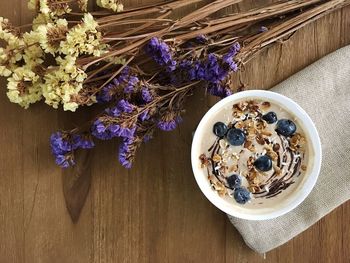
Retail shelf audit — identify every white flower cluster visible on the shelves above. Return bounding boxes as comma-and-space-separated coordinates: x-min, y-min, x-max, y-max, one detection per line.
0, 18, 44, 108
43, 55, 87, 111
0, 0, 123, 111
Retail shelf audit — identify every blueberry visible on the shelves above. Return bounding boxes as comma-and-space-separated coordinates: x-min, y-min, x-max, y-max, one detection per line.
226, 128, 246, 146
234, 187, 251, 204
262, 111, 277, 124
213, 122, 228, 137
254, 155, 272, 171
276, 119, 296, 137
227, 174, 241, 189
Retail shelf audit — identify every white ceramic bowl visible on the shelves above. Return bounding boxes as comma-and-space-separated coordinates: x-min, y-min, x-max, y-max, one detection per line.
191, 90, 322, 220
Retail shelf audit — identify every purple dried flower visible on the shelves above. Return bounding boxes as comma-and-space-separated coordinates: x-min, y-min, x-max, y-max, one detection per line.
208, 53, 228, 82
95, 121, 107, 133
91, 120, 113, 140
157, 116, 182, 131
118, 138, 134, 169
50, 133, 73, 168
195, 60, 206, 80
108, 124, 120, 135
139, 110, 150, 121
92, 116, 136, 141
164, 43, 240, 86
207, 83, 232, 98
145, 37, 177, 71
223, 55, 238, 71
93, 98, 137, 141
185, 63, 198, 81
174, 60, 197, 83
229, 42, 241, 55
223, 42, 240, 71
141, 86, 153, 103
105, 106, 121, 117
124, 76, 139, 94
169, 42, 240, 85
97, 84, 114, 103
119, 67, 129, 79
118, 126, 137, 139
50, 132, 94, 168
72, 134, 95, 149
97, 67, 131, 102
186, 54, 228, 84
55, 155, 71, 168
50, 132, 72, 155
117, 99, 134, 113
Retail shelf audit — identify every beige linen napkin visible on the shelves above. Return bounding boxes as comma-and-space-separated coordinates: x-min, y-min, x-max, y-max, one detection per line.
228, 45, 350, 253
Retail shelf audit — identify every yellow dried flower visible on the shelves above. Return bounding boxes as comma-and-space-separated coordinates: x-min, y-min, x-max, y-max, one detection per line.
22, 31, 44, 67
39, 0, 72, 18
56, 55, 87, 82
23, 30, 41, 46
28, 0, 39, 10
0, 17, 20, 45
32, 13, 53, 30
83, 13, 98, 31
36, 19, 68, 54
24, 46, 44, 68
42, 55, 87, 111
0, 29, 44, 78
97, 0, 124, 12
0, 65, 12, 77
41, 75, 61, 109
63, 101, 79, 112
39, 0, 50, 15
60, 13, 108, 57
0, 37, 25, 76
11, 66, 39, 83
0, 49, 19, 75
0, 48, 12, 77
42, 70, 82, 111
6, 66, 42, 109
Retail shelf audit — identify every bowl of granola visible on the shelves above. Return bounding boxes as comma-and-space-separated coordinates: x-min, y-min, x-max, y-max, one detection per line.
191, 90, 322, 220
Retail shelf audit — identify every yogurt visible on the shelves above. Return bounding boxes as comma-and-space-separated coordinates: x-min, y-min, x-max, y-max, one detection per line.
198, 99, 311, 207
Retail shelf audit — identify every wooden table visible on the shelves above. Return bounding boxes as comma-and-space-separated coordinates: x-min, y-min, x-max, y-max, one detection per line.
1, 1, 349, 262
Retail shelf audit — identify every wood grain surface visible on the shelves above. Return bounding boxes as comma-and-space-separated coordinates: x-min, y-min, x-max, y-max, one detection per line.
0, 1, 350, 263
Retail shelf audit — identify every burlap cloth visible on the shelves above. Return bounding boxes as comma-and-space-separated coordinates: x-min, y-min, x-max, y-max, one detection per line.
228, 46, 350, 253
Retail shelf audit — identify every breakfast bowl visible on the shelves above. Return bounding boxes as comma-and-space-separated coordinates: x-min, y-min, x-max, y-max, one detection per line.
191, 90, 322, 220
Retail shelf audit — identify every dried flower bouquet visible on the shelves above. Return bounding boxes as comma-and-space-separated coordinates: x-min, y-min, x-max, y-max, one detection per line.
0, 0, 349, 169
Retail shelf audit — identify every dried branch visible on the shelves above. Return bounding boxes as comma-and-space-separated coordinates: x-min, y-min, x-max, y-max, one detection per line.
236, 0, 350, 64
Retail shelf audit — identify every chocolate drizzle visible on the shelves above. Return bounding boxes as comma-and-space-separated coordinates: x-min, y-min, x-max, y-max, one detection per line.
208, 139, 229, 188
205, 132, 304, 200
254, 141, 302, 198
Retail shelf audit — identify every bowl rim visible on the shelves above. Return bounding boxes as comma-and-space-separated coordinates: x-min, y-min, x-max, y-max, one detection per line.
191, 90, 322, 220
